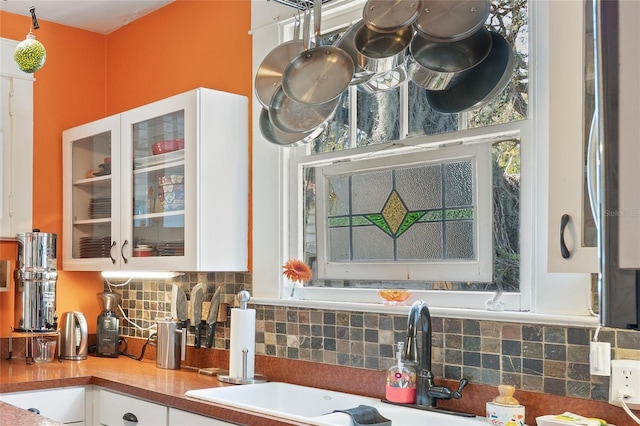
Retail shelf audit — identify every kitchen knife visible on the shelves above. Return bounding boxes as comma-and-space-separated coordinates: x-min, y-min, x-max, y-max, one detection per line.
171, 284, 179, 319
175, 286, 188, 330
191, 283, 204, 349
205, 287, 221, 349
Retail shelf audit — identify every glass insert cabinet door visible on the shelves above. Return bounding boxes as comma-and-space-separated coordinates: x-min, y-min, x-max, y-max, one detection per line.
64, 115, 121, 270
126, 110, 186, 261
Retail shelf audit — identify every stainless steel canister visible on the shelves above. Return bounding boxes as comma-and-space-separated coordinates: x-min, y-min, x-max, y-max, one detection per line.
155, 318, 186, 370
15, 231, 58, 331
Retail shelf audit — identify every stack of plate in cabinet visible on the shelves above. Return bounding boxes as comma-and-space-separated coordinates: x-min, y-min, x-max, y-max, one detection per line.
156, 241, 184, 256
79, 236, 112, 258
88, 197, 111, 219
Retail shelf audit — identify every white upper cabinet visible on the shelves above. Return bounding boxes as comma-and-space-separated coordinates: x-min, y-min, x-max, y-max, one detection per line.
547, 0, 599, 273
62, 88, 248, 272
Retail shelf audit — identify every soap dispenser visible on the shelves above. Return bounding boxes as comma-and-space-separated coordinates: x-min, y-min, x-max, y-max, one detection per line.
385, 341, 417, 403
486, 384, 525, 426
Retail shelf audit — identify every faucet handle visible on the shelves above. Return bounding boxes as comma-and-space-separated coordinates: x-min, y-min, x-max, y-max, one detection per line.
452, 378, 469, 399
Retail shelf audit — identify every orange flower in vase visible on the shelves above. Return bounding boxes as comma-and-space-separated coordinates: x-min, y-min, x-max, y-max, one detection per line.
282, 259, 312, 299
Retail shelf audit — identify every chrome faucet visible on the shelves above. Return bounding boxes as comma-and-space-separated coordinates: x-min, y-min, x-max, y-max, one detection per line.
403, 300, 469, 410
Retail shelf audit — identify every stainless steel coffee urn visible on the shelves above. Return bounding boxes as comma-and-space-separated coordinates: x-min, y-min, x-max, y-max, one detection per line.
14, 231, 58, 331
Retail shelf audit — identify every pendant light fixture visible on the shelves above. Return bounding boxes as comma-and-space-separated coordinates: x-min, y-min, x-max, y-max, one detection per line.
13, 7, 46, 73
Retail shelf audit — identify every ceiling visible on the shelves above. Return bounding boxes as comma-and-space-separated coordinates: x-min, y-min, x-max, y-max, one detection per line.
0, 0, 175, 34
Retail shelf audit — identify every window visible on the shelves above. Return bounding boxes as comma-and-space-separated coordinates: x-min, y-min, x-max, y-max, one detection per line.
285, 0, 526, 302
251, 0, 595, 319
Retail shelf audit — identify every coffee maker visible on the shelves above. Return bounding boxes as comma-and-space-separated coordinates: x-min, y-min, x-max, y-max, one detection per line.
95, 291, 121, 357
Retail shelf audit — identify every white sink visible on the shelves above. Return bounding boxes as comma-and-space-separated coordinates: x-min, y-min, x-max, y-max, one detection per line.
186, 382, 485, 425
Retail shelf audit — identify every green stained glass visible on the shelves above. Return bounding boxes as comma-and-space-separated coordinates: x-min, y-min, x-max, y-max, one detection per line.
328, 217, 350, 227
365, 214, 393, 236
352, 216, 371, 226
445, 208, 474, 220
421, 210, 444, 222
396, 211, 427, 237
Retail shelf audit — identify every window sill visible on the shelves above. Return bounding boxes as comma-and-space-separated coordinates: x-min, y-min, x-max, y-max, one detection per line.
251, 297, 600, 327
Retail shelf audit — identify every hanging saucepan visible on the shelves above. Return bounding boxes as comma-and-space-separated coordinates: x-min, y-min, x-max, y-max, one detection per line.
414, 0, 491, 42
353, 23, 413, 73
259, 108, 326, 147
281, 0, 354, 105
268, 85, 340, 134
362, 0, 422, 33
332, 20, 374, 85
425, 31, 515, 113
254, 15, 306, 108
408, 26, 492, 90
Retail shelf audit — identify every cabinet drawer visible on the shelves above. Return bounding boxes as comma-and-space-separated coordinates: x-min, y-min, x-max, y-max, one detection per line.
0, 386, 85, 424
168, 408, 234, 425
96, 389, 167, 426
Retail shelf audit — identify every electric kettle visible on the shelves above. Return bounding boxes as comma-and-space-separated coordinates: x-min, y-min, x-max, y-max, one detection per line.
59, 312, 88, 360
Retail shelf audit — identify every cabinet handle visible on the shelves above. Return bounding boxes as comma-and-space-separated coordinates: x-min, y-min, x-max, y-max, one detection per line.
27, 408, 40, 415
123, 412, 138, 423
109, 241, 117, 264
121, 240, 129, 264
560, 214, 571, 259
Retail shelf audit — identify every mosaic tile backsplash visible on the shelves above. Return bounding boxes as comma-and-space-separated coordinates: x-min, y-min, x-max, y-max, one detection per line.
108, 272, 640, 403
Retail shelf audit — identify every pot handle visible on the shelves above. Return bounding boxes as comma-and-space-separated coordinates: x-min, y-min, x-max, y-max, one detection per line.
303, 6, 311, 50
314, 0, 322, 46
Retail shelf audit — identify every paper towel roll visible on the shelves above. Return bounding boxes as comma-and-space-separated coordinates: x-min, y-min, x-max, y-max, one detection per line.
229, 308, 256, 379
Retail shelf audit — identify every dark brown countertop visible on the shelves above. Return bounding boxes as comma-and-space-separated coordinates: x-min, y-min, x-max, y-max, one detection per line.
0, 355, 297, 426
0, 401, 64, 426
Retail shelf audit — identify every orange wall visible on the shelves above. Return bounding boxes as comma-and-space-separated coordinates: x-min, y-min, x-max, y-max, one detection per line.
0, 0, 252, 336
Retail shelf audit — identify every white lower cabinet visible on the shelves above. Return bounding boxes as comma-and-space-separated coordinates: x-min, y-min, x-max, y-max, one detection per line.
168, 408, 234, 425
0, 386, 86, 424
95, 389, 167, 425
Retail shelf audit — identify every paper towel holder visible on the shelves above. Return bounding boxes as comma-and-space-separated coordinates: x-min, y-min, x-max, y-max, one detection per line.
217, 291, 268, 385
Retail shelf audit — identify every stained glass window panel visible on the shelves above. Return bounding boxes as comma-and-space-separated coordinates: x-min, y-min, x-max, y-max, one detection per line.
324, 160, 475, 263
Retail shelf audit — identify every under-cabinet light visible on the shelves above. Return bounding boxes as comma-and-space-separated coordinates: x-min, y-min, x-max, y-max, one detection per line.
101, 271, 183, 280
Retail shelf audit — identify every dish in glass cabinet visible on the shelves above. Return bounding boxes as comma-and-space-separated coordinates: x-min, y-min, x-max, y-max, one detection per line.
152, 138, 184, 155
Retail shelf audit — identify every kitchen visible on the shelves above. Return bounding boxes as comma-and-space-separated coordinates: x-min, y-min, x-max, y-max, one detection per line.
0, 0, 639, 425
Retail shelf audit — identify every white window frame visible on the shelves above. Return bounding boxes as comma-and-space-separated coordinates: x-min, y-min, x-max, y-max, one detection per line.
250, 0, 596, 325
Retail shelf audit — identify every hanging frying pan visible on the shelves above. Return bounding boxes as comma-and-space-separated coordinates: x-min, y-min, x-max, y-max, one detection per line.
255, 19, 306, 108
268, 85, 340, 134
281, 0, 354, 105
362, 0, 422, 33
259, 108, 326, 147
425, 31, 515, 113
414, 0, 491, 42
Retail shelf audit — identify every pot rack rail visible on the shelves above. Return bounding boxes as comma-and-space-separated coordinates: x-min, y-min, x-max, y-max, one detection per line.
269, 0, 333, 10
